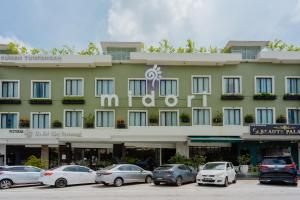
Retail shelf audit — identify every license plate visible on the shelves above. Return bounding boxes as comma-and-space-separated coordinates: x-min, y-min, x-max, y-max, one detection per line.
203, 178, 212, 181
157, 178, 163, 180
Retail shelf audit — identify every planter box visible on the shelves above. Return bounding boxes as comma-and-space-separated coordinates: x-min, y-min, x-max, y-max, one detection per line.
283, 94, 300, 100
116, 124, 126, 129
62, 98, 85, 104
0, 99, 21, 104
221, 95, 244, 100
253, 94, 277, 100
29, 99, 53, 105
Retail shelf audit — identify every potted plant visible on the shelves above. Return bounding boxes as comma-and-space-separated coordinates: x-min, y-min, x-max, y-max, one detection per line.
238, 154, 251, 175
29, 99, 52, 105
84, 114, 94, 128
212, 112, 222, 126
192, 155, 206, 171
276, 115, 286, 123
52, 120, 62, 128
253, 93, 277, 100
221, 94, 244, 100
62, 97, 85, 104
0, 99, 21, 104
19, 117, 30, 128
180, 113, 190, 123
149, 115, 159, 125
283, 93, 300, 100
244, 114, 254, 125
116, 118, 126, 129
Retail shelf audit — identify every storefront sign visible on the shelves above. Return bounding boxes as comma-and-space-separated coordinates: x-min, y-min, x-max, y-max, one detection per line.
0, 55, 62, 62
250, 125, 300, 135
8, 129, 82, 138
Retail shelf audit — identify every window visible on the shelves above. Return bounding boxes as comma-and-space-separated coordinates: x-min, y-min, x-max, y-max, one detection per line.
128, 79, 147, 96
31, 113, 50, 129
287, 108, 300, 124
256, 108, 274, 124
63, 166, 78, 172
95, 110, 114, 127
160, 79, 178, 96
128, 111, 147, 126
286, 77, 300, 94
26, 167, 41, 172
160, 111, 178, 126
0, 113, 18, 128
0, 80, 19, 98
32, 81, 50, 99
193, 108, 211, 125
255, 77, 274, 94
192, 76, 211, 94
222, 77, 241, 94
223, 108, 242, 125
95, 79, 114, 96
76, 166, 90, 173
64, 110, 83, 128
64, 78, 83, 96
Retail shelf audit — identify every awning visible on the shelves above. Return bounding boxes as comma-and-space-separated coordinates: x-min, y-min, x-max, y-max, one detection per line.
188, 136, 242, 143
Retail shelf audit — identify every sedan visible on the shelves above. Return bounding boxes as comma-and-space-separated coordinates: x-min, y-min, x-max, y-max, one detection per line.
39, 165, 96, 188
153, 164, 197, 186
196, 162, 236, 187
95, 164, 153, 187
0, 166, 43, 189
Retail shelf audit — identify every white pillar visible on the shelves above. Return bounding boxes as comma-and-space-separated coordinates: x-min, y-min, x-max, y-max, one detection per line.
176, 142, 189, 158
0, 144, 6, 165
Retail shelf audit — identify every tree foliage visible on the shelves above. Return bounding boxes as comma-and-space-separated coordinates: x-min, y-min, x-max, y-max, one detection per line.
24, 155, 47, 169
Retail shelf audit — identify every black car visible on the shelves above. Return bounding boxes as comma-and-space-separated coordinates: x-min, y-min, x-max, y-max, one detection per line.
259, 156, 298, 186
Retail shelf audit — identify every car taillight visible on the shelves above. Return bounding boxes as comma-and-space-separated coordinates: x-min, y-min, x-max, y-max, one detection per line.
43, 171, 53, 176
259, 165, 269, 170
285, 162, 297, 170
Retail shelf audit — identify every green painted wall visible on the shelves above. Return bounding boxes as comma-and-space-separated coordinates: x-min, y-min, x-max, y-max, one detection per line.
0, 62, 299, 127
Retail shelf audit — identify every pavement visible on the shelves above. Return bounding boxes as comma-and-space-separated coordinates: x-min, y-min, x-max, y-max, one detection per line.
1, 180, 300, 200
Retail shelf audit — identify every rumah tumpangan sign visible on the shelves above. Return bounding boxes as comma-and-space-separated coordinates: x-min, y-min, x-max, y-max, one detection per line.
250, 125, 300, 136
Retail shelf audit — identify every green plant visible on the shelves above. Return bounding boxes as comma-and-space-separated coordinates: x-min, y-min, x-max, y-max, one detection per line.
168, 153, 193, 166
52, 120, 62, 128
149, 115, 158, 124
213, 112, 223, 124
180, 113, 190, 123
238, 154, 251, 165
191, 155, 206, 169
24, 155, 47, 169
62, 97, 85, 104
122, 156, 138, 164
116, 118, 126, 128
84, 114, 94, 128
19, 117, 30, 128
244, 114, 254, 124
276, 115, 286, 123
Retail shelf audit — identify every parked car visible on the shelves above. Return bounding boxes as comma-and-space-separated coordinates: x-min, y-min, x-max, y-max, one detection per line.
153, 164, 197, 186
0, 165, 43, 189
196, 162, 236, 187
39, 165, 96, 188
95, 164, 153, 187
259, 156, 298, 186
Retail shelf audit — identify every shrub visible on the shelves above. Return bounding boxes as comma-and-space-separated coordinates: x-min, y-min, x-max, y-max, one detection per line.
238, 154, 251, 165
84, 114, 94, 128
149, 115, 159, 124
276, 115, 286, 123
52, 120, 62, 128
168, 153, 193, 166
244, 114, 254, 124
24, 155, 47, 169
19, 117, 30, 128
180, 113, 190, 123
213, 112, 223, 124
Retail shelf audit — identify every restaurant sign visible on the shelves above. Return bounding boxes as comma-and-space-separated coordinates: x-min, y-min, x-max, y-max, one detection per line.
250, 125, 300, 135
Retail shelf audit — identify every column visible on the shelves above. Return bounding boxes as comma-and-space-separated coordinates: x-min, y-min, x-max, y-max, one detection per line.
176, 142, 189, 158
0, 144, 6, 165
41, 145, 49, 168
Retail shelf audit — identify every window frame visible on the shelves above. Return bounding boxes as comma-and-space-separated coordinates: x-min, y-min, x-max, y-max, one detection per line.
191, 75, 211, 95
0, 112, 19, 129
0, 80, 20, 99
30, 112, 51, 129
254, 76, 275, 95
285, 76, 300, 94
31, 80, 51, 99
192, 107, 212, 126
94, 109, 115, 128
128, 110, 148, 127
64, 77, 84, 97
63, 109, 84, 128
255, 107, 275, 125
159, 78, 179, 97
128, 78, 147, 97
222, 107, 243, 126
95, 78, 115, 97
286, 107, 300, 125
159, 110, 179, 126
222, 76, 242, 95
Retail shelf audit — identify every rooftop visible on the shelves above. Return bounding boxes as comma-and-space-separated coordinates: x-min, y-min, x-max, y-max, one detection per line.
100, 41, 143, 52
223, 40, 269, 50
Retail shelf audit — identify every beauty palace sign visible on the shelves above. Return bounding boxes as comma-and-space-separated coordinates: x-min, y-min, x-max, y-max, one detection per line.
100, 65, 208, 108
250, 125, 300, 136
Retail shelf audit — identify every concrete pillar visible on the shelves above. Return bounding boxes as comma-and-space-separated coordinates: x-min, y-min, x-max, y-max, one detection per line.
176, 142, 189, 158
41, 145, 49, 168
0, 144, 6, 165
298, 142, 300, 169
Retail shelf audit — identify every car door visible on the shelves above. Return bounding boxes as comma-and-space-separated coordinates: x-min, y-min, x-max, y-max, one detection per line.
129, 165, 145, 182
24, 167, 42, 183
77, 166, 95, 183
226, 163, 234, 182
62, 166, 79, 185
185, 166, 195, 182
177, 165, 189, 183
8, 167, 28, 184
117, 165, 133, 183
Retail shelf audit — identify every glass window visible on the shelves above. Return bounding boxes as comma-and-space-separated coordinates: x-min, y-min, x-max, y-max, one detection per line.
76, 166, 90, 172
118, 165, 131, 171
160, 111, 178, 126
192, 76, 210, 94
32, 81, 50, 98
96, 111, 114, 127
1, 81, 19, 98
256, 77, 273, 94
9, 167, 26, 172
65, 79, 83, 96
26, 167, 41, 172
65, 111, 83, 128
129, 111, 147, 126
224, 108, 241, 125
129, 165, 141, 171
287, 109, 300, 124
256, 108, 274, 124
286, 78, 300, 94
96, 79, 114, 96
223, 77, 241, 94
129, 80, 146, 96
32, 113, 50, 129
160, 79, 178, 96
0, 113, 18, 128
63, 166, 77, 172
193, 108, 210, 125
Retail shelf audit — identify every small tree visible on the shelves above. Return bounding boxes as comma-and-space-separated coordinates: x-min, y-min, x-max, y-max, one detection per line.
24, 155, 47, 169
244, 114, 254, 124
168, 153, 193, 166
238, 154, 251, 165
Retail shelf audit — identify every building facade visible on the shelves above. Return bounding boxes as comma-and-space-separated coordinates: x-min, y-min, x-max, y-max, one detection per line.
0, 41, 300, 169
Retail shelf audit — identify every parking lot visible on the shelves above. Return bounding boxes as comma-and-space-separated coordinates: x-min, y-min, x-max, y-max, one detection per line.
1, 180, 300, 200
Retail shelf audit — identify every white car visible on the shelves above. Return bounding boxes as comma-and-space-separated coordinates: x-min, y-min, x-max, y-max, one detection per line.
196, 162, 237, 187
39, 165, 96, 188
0, 166, 43, 189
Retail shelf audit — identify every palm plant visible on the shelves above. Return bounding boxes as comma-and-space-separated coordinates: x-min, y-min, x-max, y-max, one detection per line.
158, 39, 175, 53
185, 39, 195, 53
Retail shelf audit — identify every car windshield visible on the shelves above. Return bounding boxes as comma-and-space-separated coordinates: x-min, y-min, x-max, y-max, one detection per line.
203, 163, 225, 170
262, 157, 293, 165
155, 165, 173, 170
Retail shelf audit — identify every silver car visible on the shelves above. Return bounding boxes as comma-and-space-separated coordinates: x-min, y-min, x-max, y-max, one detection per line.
0, 166, 43, 189
96, 164, 153, 187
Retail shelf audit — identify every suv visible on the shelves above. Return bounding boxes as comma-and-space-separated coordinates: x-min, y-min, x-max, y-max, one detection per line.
259, 156, 298, 186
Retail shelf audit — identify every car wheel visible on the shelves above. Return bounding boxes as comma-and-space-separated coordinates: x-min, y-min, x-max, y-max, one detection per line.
114, 177, 123, 187
175, 176, 183, 186
154, 181, 160, 185
223, 177, 229, 187
0, 179, 13, 189
55, 178, 67, 188
145, 176, 152, 184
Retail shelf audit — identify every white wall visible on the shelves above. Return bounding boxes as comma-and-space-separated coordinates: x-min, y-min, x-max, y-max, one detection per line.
176, 142, 189, 158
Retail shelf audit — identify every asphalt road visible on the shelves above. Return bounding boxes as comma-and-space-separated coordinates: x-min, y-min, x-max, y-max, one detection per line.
1, 180, 300, 200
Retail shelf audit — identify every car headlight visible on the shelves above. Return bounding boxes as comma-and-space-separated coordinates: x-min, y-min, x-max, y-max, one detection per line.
215, 173, 225, 178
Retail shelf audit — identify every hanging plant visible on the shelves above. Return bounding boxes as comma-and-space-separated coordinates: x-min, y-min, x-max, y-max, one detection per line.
52, 120, 62, 128
180, 113, 190, 123
244, 114, 254, 124
19, 117, 30, 128
276, 115, 286, 124
213, 112, 223, 124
